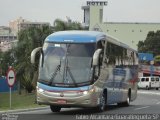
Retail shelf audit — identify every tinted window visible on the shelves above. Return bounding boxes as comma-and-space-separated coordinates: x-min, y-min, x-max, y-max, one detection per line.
156, 78, 159, 81
146, 78, 149, 82
151, 78, 155, 81
141, 78, 145, 82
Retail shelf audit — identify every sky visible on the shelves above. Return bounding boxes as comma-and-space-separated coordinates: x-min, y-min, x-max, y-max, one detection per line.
0, 0, 160, 26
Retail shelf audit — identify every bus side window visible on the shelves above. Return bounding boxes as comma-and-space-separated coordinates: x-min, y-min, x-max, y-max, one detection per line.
104, 41, 128, 67
131, 52, 135, 65
104, 42, 110, 65
97, 40, 105, 49
105, 42, 116, 66
115, 46, 122, 66
127, 50, 136, 66
97, 40, 105, 66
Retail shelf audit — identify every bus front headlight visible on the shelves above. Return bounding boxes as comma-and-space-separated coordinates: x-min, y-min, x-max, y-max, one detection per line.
83, 91, 88, 95
39, 88, 44, 92
83, 87, 96, 95
37, 87, 45, 93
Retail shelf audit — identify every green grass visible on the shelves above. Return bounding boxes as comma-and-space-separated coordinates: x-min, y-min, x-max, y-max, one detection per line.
0, 90, 45, 111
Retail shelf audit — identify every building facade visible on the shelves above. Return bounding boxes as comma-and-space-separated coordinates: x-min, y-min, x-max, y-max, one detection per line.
82, 2, 160, 50
82, 1, 160, 77
0, 26, 16, 43
0, 17, 50, 52
9, 17, 29, 35
9, 17, 50, 35
0, 26, 17, 52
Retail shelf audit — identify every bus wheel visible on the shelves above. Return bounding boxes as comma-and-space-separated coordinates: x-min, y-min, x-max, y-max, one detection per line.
124, 94, 130, 106
118, 91, 130, 107
146, 86, 149, 90
50, 105, 61, 112
97, 93, 106, 112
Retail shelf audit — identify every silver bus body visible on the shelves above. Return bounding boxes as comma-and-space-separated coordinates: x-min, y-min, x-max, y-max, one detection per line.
31, 31, 139, 112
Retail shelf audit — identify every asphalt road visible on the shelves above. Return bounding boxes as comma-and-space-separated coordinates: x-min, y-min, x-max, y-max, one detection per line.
1, 90, 160, 120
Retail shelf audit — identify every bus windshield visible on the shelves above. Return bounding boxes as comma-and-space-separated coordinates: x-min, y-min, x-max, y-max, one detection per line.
38, 42, 95, 87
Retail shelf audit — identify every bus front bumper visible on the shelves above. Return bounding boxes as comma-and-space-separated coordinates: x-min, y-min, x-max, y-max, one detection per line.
36, 87, 100, 108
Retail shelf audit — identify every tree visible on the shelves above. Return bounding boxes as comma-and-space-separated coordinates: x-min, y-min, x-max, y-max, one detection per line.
0, 50, 15, 76
14, 25, 52, 93
154, 55, 160, 65
12, 19, 86, 93
53, 18, 87, 31
138, 30, 160, 56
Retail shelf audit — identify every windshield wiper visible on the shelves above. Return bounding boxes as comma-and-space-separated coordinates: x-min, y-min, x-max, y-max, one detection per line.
65, 66, 78, 87
62, 44, 78, 87
39, 79, 50, 85
49, 58, 61, 86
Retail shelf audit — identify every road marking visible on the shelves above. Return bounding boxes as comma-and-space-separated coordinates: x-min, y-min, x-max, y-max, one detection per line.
134, 106, 150, 110
138, 91, 160, 96
156, 101, 160, 104
15, 109, 48, 114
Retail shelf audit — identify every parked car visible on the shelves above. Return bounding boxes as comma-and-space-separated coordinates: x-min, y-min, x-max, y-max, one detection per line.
138, 76, 160, 90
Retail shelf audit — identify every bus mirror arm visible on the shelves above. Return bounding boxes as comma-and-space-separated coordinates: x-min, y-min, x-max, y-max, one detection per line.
31, 47, 42, 64
41, 49, 44, 67
92, 49, 102, 66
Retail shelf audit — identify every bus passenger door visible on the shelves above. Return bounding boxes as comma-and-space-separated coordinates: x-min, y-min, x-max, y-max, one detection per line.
105, 66, 116, 104
113, 68, 125, 103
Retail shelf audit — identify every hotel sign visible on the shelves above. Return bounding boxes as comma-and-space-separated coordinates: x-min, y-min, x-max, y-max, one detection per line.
87, 1, 108, 6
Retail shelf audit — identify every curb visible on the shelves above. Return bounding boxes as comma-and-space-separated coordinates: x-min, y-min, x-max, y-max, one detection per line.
0, 106, 49, 114
1, 91, 159, 114
138, 90, 160, 96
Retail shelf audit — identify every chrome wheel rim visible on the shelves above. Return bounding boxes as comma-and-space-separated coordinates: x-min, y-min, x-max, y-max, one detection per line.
100, 95, 105, 110
127, 96, 130, 105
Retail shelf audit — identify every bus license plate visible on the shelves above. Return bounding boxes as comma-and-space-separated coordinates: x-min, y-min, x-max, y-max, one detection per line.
57, 100, 67, 104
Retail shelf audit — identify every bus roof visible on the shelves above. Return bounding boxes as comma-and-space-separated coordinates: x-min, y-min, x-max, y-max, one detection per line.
45, 30, 106, 43
45, 30, 137, 52
106, 35, 137, 52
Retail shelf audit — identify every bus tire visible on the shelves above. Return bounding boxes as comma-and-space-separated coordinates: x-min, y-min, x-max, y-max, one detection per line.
50, 105, 61, 112
123, 94, 130, 106
118, 90, 131, 107
146, 86, 149, 90
156, 88, 159, 90
97, 92, 107, 112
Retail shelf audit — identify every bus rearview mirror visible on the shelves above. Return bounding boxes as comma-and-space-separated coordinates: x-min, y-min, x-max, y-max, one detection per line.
31, 47, 42, 64
92, 49, 102, 66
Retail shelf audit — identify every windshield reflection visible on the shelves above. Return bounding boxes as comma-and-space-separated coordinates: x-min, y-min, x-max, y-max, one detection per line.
38, 42, 95, 87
